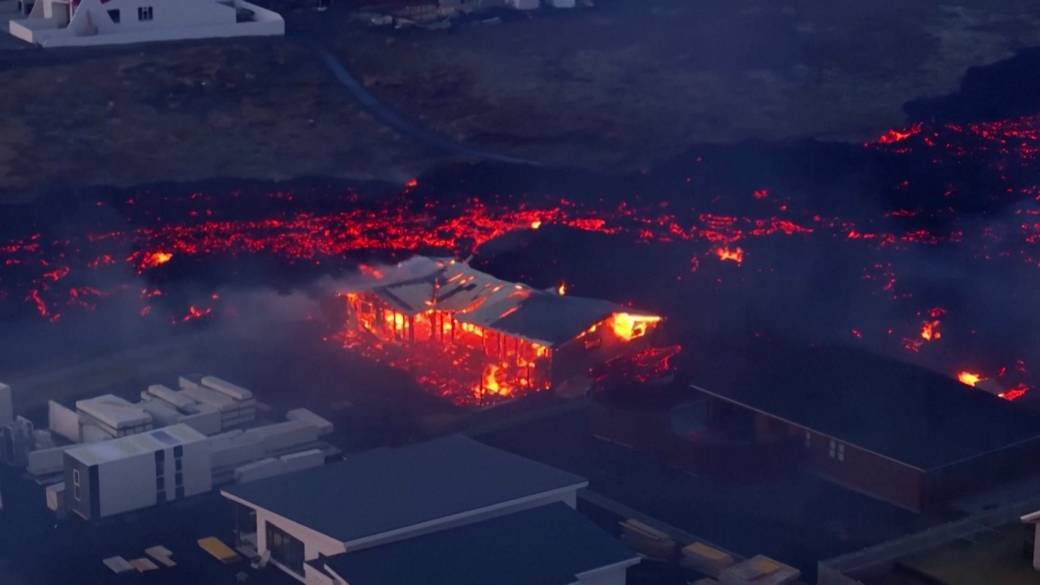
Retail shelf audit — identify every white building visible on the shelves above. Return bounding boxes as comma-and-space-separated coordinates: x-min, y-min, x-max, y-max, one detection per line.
64, 423, 212, 520
221, 435, 638, 585
8, 0, 283, 48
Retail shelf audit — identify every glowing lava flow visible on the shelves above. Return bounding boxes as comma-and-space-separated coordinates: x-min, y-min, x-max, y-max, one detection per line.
0, 111, 1038, 406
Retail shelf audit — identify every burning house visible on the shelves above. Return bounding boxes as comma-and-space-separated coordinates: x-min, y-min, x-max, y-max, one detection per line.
339, 256, 666, 406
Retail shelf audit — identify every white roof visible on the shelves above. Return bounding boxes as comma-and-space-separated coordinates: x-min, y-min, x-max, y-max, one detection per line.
66, 424, 206, 466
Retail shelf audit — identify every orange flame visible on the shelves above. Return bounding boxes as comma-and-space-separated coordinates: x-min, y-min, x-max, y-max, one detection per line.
557, 282, 567, 296
530, 220, 542, 229
920, 320, 941, 341
957, 371, 982, 386
140, 251, 174, 270
610, 312, 662, 341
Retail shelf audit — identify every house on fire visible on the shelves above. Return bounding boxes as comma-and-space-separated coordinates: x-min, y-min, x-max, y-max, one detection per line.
8, 0, 283, 47
691, 345, 1040, 511
340, 256, 665, 404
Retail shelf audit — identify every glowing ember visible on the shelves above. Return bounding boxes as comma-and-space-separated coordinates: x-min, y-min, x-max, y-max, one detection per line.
557, 282, 567, 296
714, 246, 744, 265
135, 250, 174, 272
957, 371, 982, 387
531, 220, 543, 229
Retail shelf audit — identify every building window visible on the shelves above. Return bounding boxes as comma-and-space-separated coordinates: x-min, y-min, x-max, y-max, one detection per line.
137, 6, 153, 21
107, 9, 119, 23
829, 439, 846, 462
266, 523, 304, 575
72, 468, 81, 501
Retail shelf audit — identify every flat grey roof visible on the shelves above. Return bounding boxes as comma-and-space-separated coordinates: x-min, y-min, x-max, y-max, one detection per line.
321, 503, 637, 585
222, 435, 587, 543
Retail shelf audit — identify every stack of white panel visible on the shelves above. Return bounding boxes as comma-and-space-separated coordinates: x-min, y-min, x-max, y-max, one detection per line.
179, 377, 256, 431
240, 421, 320, 455
142, 384, 200, 414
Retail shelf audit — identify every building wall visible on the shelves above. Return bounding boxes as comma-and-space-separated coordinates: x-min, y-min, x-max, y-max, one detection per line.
66, 436, 213, 519
78, 0, 234, 36
98, 451, 157, 517
768, 416, 925, 511
232, 487, 581, 583
64, 454, 97, 520
253, 508, 348, 582
13, 0, 283, 47
926, 436, 1040, 506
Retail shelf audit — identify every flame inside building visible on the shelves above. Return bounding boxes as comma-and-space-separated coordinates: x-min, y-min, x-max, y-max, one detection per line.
338, 256, 668, 406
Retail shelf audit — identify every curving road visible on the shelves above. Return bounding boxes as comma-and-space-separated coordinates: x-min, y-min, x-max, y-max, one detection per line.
307, 41, 543, 168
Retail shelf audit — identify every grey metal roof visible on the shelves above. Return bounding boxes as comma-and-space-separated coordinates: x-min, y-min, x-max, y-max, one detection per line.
321, 503, 637, 585
222, 435, 587, 543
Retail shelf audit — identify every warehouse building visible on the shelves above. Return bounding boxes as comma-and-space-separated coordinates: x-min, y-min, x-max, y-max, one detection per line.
692, 345, 1040, 511
221, 435, 603, 583
311, 503, 639, 585
64, 423, 212, 520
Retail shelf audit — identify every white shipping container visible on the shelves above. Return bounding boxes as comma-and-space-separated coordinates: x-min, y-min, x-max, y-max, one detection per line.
210, 436, 264, 469
279, 449, 324, 473
234, 458, 282, 483
243, 421, 320, 454
27, 446, 70, 476
48, 401, 81, 443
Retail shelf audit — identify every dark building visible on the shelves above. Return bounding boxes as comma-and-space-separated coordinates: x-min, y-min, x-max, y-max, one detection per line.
692, 345, 1040, 511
